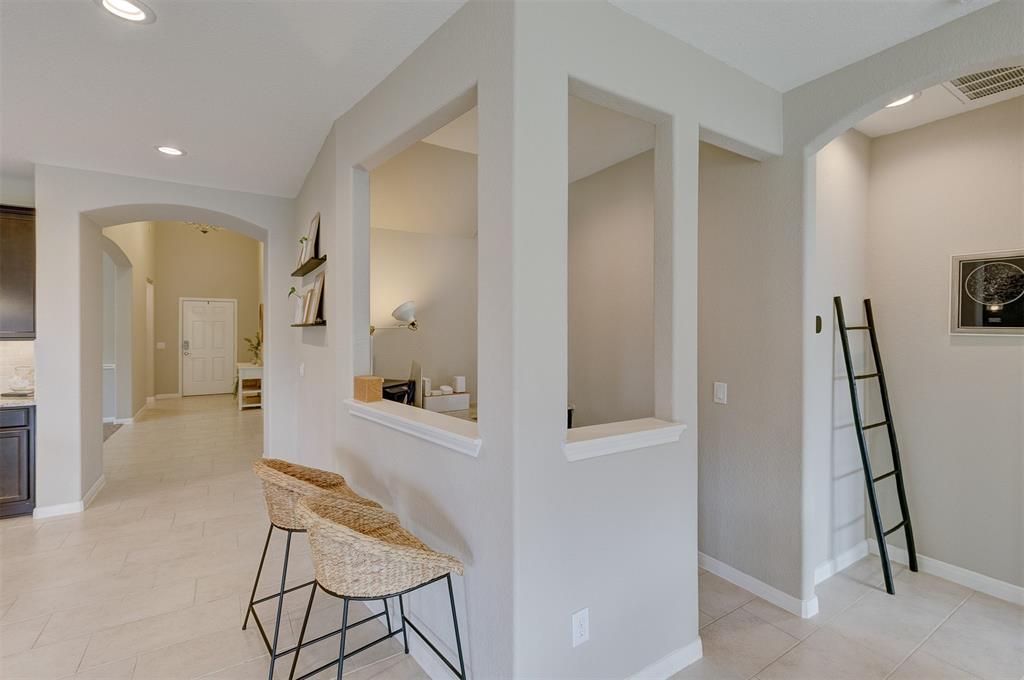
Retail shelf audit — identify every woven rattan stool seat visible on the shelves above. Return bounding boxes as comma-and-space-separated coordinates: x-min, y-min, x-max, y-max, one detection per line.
251, 459, 380, 531
297, 495, 464, 599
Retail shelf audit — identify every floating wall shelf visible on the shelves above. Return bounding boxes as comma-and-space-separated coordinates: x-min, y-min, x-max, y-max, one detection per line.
291, 320, 327, 328
292, 254, 327, 277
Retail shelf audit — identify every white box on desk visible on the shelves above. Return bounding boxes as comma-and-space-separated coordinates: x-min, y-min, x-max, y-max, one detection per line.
422, 392, 470, 413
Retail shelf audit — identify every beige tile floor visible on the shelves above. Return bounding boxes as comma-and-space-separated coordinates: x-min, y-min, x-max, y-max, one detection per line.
2, 395, 1022, 679
0, 395, 425, 680
675, 561, 1024, 680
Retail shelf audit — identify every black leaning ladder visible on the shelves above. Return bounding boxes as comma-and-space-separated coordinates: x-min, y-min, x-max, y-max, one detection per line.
833, 297, 918, 594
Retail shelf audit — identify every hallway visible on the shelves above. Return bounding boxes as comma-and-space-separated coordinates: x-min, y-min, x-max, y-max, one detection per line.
0, 396, 424, 679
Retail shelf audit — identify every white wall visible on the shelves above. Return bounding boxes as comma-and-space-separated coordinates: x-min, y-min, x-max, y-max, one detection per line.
568, 149, 654, 427
810, 130, 872, 578
288, 0, 780, 676
371, 228, 478, 400
33, 164, 293, 511
866, 97, 1023, 588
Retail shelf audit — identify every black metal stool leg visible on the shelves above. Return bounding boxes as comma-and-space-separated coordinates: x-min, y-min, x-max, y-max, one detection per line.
336, 598, 350, 680
383, 597, 392, 634
447, 574, 467, 680
243, 524, 274, 630
267, 529, 293, 680
289, 582, 317, 680
398, 594, 409, 654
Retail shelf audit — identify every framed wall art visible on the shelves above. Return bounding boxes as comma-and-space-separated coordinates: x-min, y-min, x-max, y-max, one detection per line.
950, 249, 1024, 335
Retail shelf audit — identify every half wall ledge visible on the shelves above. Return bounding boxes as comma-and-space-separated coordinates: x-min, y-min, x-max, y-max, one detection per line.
344, 398, 481, 457
563, 418, 686, 462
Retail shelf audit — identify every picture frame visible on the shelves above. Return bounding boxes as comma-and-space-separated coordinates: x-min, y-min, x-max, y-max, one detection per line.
305, 212, 321, 261
301, 289, 313, 325
307, 271, 325, 324
950, 249, 1024, 335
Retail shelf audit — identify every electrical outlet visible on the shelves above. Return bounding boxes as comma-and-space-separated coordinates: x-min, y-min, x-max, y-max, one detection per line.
713, 382, 728, 405
571, 608, 589, 648
298, 363, 305, 377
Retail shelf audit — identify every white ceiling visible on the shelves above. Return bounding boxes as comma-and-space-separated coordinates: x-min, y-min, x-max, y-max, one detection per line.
855, 81, 1023, 138
424, 96, 655, 183
0, 0, 462, 198
610, 0, 999, 92
0, 0, 1003, 202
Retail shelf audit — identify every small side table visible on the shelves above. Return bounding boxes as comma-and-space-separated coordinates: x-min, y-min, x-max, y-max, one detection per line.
237, 362, 263, 410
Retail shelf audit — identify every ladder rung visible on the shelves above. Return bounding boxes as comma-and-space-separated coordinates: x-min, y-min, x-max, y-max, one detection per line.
862, 421, 888, 430
855, 373, 879, 380
873, 469, 899, 483
883, 520, 906, 536
845, 325, 871, 330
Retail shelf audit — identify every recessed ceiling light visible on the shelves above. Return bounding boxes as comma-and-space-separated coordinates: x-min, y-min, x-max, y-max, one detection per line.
156, 146, 186, 157
885, 94, 916, 108
95, 0, 155, 24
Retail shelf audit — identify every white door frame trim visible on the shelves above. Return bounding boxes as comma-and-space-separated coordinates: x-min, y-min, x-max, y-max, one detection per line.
178, 297, 238, 396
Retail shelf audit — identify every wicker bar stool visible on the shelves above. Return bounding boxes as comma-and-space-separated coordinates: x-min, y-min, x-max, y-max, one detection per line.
289, 495, 467, 680
246, 459, 384, 680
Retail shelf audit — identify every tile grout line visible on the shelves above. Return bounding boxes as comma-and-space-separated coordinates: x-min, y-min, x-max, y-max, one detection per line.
881, 590, 975, 680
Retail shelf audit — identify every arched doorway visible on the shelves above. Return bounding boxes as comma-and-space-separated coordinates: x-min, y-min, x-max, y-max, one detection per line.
33, 164, 295, 516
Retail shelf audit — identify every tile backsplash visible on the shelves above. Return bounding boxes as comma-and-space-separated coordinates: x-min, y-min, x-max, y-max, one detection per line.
0, 342, 35, 391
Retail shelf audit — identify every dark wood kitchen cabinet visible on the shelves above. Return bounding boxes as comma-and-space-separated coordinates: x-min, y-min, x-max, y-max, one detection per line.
0, 205, 36, 339
0, 405, 35, 518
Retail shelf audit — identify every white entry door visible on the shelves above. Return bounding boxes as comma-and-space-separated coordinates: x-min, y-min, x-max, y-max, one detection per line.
181, 299, 236, 396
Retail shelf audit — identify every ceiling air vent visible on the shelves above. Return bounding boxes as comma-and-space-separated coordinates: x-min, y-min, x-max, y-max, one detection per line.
943, 66, 1024, 103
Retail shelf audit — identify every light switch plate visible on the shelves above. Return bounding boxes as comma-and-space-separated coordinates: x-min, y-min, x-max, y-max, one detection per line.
713, 382, 728, 404
155, 341, 166, 350
571, 608, 589, 648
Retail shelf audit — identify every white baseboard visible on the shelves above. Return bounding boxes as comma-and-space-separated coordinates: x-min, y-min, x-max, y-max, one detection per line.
155, 393, 181, 400
82, 474, 106, 509
113, 417, 134, 424
404, 611, 464, 680
33, 500, 84, 519
814, 540, 869, 585
700, 552, 819, 618
868, 540, 1024, 606
627, 637, 703, 680
102, 417, 115, 424
146, 396, 155, 405
32, 475, 107, 519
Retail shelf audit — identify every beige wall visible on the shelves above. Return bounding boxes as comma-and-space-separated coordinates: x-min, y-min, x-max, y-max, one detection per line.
102, 221, 155, 416
866, 97, 1023, 588
697, 143, 807, 594
153, 221, 261, 395
370, 141, 477, 237
369, 137, 478, 400
370, 228, 478, 399
568, 149, 654, 427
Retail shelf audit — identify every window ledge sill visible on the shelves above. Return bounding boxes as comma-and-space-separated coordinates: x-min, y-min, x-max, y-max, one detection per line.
563, 418, 686, 462
344, 399, 481, 458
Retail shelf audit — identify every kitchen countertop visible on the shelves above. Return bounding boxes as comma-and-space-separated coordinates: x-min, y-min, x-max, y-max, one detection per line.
0, 397, 35, 408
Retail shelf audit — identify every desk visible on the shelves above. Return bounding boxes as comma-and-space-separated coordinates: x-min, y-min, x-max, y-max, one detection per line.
237, 363, 263, 410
